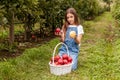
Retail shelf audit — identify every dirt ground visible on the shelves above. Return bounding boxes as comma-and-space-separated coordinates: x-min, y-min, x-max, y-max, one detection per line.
0, 35, 56, 61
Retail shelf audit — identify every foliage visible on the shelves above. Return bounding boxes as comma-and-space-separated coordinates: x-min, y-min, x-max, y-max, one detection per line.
0, 0, 107, 41
16, 0, 41, 29
38, 0, 71, 32
0, 0, 42, 42
76, 0, 102, 20
102, 0, 113, 11
112, 0, 120, 26
0, 0, 18, 24
0, 30, 8, 39
0, 0, 22, 44
0, 42, 18, 53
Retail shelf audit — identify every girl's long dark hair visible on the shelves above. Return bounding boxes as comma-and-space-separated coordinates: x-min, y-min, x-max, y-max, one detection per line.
63, 8, 80, 37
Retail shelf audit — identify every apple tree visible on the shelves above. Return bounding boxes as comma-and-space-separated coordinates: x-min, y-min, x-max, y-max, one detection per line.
38, 0, 75, 37
75, 0, 101, 20
0, 0, 19, 44
112, 0, 120, 27
103, 0, 113, 11
16, 0, 42, 41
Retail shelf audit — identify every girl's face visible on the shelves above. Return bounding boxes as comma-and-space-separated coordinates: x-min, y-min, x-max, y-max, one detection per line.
66, 13, 75, 25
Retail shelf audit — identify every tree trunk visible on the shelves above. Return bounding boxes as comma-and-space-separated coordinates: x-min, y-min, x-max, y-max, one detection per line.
24, 25, 31, 41
24, 24, 27, 41
9, 12, 14, 44
52, 16, 55, 33
24, 22, 32, 41
108, 3, 111, 11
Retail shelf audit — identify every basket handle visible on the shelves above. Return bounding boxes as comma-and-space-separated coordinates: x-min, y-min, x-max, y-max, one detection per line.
52, 42, 69, 65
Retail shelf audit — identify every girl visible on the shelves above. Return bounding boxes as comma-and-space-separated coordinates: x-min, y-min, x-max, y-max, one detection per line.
55, 8, 84, 70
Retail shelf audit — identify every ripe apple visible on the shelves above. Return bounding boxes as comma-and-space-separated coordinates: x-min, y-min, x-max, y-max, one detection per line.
54, 55, 61, 61
55, 61, 59, 65
68, 62, 71, 64
70, 31, 76, 38
68, 56, 72, 63
32, 35, 36, 39
62, 54, 69, 60
58, 59, 63, 65
55, 27, 61, 33
63, 59, 68, 64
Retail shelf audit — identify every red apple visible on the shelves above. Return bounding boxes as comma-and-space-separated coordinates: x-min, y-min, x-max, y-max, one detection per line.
54, 55, 61, 61
32, 35, 36, 39
55, 27, 61, 33
68, 62, 71, 64
58, 59, 63, 65
62, 54, 69, 60
68, 56, 72, 63
63, 59, 68, 64
55, 61, 59, 65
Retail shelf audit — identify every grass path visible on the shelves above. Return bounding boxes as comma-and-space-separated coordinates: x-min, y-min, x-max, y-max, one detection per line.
1, 12, 120, 80
78, 12, 119, 80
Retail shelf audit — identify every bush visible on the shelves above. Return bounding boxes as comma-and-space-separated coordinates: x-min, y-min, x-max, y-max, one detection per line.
112, 0, 120, 27
0, 42, 18, 53
76, 0, 102, 20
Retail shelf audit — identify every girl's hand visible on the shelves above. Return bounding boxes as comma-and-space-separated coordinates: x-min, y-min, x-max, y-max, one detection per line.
54, 31, 61, 36
70, 31, 76, 39
54, 30, 64, 37
54, 28, 61, 36
60, 30, 64, 37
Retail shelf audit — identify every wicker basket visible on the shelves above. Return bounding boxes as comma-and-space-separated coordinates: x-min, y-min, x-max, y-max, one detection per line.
49, 42, 72, 75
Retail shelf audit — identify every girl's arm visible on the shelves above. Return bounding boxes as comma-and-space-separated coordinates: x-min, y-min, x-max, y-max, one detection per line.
60, 25, 65, 42
74, 25, 84, 44
74, 34, 83, 44
54, 25, 65, 42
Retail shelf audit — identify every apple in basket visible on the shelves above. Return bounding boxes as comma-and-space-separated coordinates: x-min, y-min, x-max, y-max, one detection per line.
62, 54, 69, 60
54, 55, 61, 61
50, 55, 61, 63
63, 59, 68, 64
68, 56, 72, 63
58, 58, 64, 65
55, 61, 59, 65
50, 54, 73, 65
62, 54, 72, 64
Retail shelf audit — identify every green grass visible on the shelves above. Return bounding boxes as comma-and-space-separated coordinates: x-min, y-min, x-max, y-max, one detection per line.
0, 12, 120, 80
